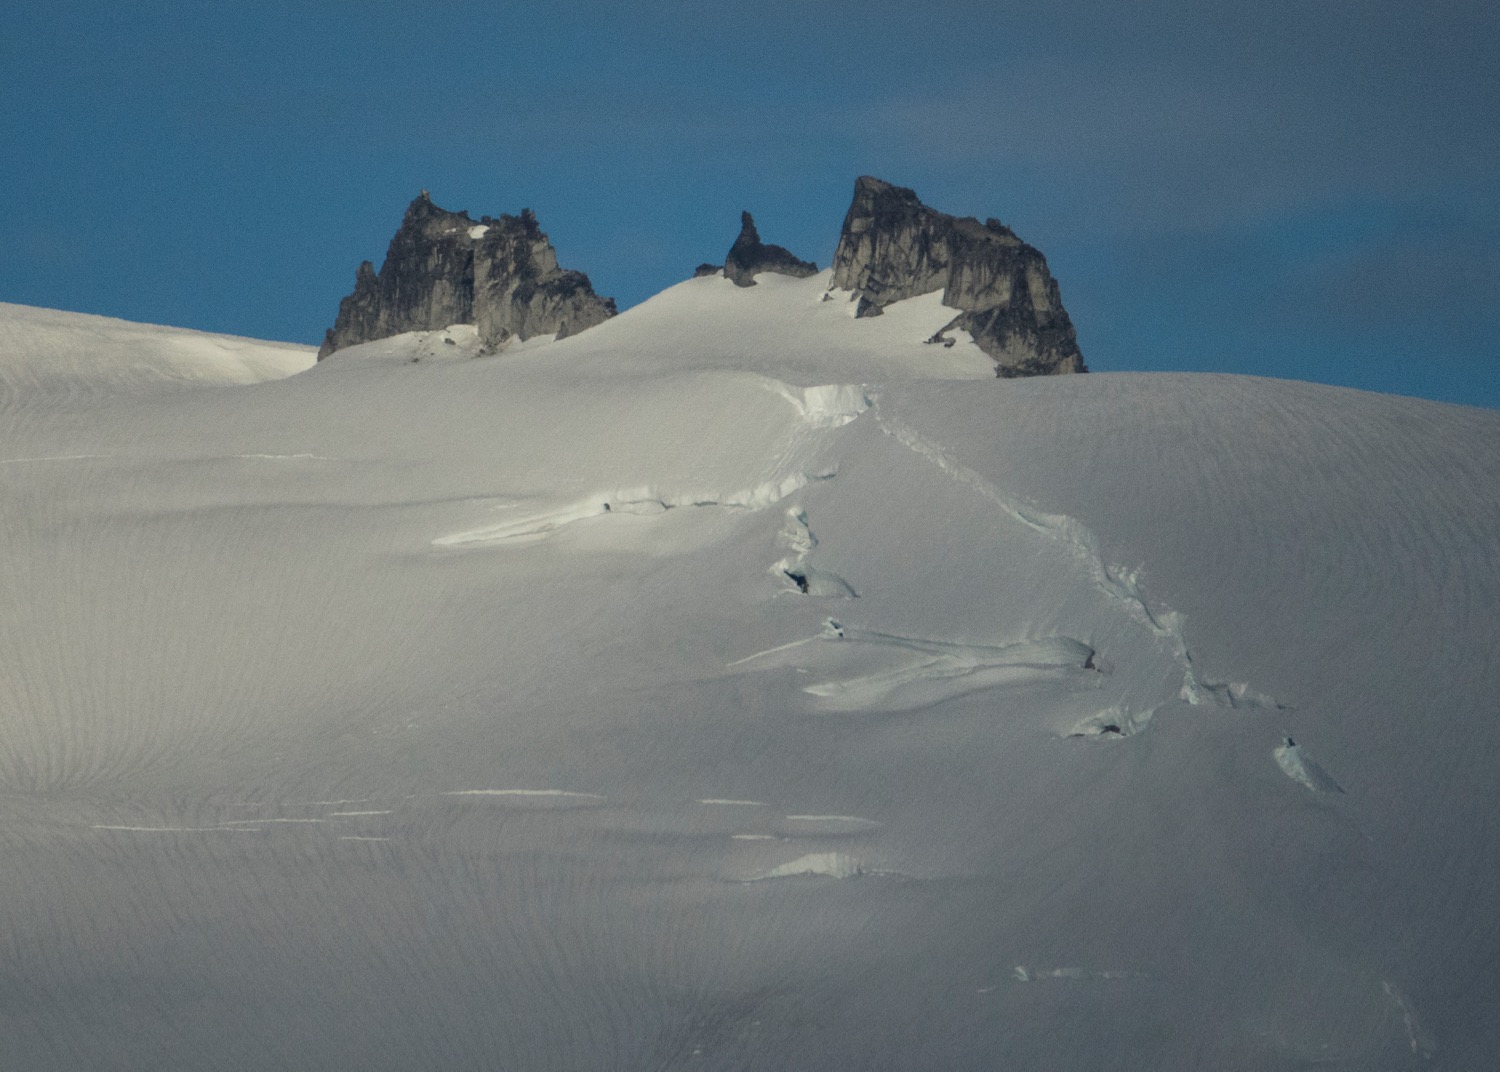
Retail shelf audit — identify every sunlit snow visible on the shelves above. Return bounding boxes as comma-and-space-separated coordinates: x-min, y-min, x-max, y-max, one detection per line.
1, 276, 1496, 1068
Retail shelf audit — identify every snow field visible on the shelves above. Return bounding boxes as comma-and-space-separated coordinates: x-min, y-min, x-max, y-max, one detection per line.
0, 278, 1495, 1068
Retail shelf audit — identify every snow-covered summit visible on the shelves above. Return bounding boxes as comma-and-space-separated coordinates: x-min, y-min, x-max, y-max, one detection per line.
317, 177, 1087, 377
318, 269, 996, 384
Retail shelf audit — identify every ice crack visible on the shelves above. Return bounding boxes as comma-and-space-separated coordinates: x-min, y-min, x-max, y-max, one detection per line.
870, 400, 1280, 725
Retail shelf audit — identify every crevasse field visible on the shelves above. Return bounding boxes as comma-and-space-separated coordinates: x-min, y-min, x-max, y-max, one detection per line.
1, 274, 1497, 1070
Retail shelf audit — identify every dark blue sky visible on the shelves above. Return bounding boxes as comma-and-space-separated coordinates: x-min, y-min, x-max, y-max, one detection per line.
4, 1, 1496, 406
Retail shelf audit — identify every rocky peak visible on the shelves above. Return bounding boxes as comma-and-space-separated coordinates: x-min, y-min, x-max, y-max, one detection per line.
719, 211, 819, 287
318, 193, 616, 360
830, 177, 1085, 376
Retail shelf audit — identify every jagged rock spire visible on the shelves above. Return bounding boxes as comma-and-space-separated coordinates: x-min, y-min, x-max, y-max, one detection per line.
718, 211, 819, 287
831, 177, 1085, 376
318, 193, 615, 360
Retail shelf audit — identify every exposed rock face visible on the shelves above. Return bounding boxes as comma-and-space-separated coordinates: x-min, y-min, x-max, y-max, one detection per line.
318, 191, 616, 359
830, 177, 1085, 376
721, 212, 819, 287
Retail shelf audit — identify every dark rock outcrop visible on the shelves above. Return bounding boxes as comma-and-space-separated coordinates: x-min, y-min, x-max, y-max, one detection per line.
318, 191, 616, 359
830, 177, 1085, 376
720, 212, 819, 287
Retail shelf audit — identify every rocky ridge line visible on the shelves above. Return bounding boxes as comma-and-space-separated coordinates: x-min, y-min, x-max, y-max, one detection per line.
318, 191, 616, 360
830, 177, 1085, 376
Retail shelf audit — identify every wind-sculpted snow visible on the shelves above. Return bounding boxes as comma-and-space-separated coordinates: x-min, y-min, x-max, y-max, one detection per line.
735, 621, 1097, 714
1, 299, 1498, 1069
753, 852, 866, 880
432, 474, 830, 549
441, 788, 609, 808
1273, 737, 1344, 794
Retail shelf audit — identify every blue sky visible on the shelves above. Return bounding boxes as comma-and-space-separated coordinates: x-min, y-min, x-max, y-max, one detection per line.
3, 0, 1496, 406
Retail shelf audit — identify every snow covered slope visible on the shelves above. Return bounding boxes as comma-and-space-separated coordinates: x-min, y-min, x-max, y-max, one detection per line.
1, 276, 1496, 1070
0, 301, 314, 393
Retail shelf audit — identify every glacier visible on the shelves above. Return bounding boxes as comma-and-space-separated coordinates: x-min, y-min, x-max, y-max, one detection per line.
0, 273, 1496, 1069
